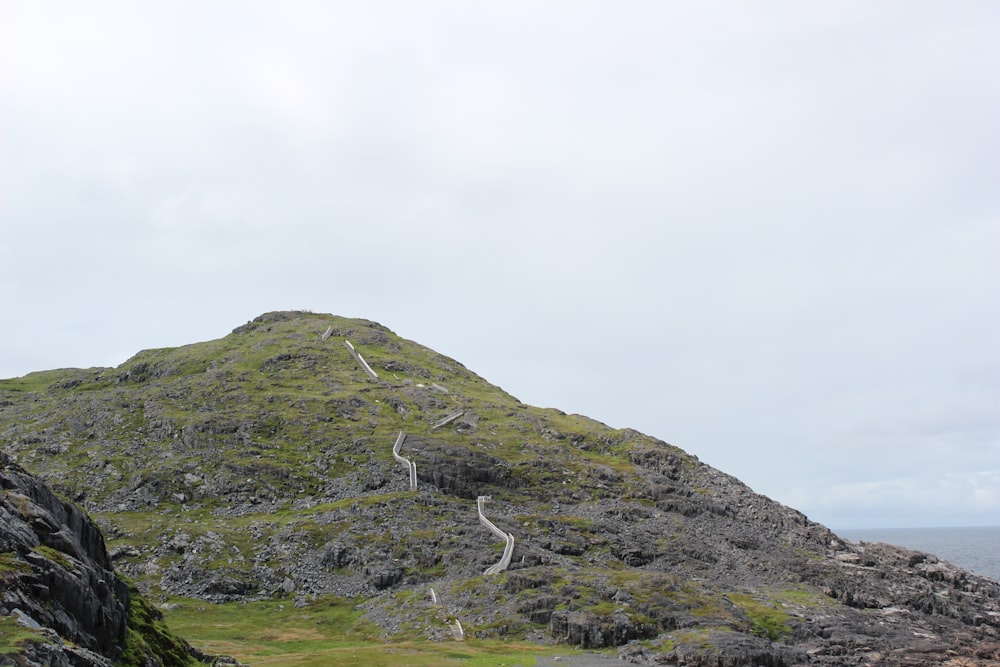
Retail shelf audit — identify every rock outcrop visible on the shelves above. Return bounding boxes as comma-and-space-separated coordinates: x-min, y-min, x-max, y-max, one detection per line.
0, 451, 201, 666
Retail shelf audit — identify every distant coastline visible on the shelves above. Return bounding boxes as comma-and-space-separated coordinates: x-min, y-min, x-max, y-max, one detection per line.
837, 526, 1000, 583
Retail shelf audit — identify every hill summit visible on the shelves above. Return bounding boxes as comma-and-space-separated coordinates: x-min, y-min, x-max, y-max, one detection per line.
1, 311, 998, 665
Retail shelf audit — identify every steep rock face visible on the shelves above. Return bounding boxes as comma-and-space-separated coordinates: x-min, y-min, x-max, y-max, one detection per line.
0, 451, 203, 667
414, 437, 520, 498
1, 451, 130, 665
1, 311, 999, 666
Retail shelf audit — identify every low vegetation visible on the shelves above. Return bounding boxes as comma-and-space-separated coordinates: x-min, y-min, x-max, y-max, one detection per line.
161, 595, 578, 667
726, 593, 789, 641
121, 581, 199, 667
3, 311, 996, 665
0, 614, 47, 659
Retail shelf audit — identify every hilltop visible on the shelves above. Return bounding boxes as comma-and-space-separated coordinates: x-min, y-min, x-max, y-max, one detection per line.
1, 311, 998, 665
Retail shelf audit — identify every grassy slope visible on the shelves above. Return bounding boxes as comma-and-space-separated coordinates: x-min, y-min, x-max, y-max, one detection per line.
0, 311, 842, 661
160, 595, 592, 666
0, 311, 663, 580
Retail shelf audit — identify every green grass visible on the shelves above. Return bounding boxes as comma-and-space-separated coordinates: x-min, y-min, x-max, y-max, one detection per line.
772, 586, 841, 609
793, 546, 825, 562
32, 545, 75, 571
0, 613, 48, 657
161, 597, 357, 663
727, 593, 789, 641
160, 595, 577, 666
121, 580, 199, 667
0, 553, 29, 575
667, 626, 715, 647
0, 368, 95, 392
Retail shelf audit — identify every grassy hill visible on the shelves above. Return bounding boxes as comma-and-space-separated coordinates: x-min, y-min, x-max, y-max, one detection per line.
2, 311, 997, 665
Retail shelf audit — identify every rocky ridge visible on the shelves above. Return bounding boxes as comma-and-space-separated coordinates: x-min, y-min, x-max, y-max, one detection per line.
0, 310, 998, 665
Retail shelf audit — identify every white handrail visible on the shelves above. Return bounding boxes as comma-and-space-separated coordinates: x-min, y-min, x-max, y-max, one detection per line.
431, 409, 464, 430
486, 532, 515, 575
391, 431, 417, 491
344, 340, 379, 380
477, 496, 515, 575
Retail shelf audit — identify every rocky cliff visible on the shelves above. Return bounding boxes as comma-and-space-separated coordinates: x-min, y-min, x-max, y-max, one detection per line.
0, 451, 203, 666
1, 311, 998, 665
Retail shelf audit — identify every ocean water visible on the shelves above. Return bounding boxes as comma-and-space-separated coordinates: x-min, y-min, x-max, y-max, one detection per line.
836, 526, 1000, 583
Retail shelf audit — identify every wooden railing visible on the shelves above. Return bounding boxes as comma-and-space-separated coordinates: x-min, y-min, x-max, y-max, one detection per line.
328, 331, 518, 636
391, 431, 418, 491
431, 409, 464, 430
477, 496, 515, 575
343, 340, 379, 380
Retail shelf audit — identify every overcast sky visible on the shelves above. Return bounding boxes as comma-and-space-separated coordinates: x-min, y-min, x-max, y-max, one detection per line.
2, 1, 997, 530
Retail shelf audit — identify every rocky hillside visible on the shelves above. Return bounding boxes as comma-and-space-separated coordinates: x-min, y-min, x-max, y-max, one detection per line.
1, 311, 998, 665
0, 451, 207, 666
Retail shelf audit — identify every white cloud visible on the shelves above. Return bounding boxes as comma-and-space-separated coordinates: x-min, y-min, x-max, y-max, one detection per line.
1, 0, 998, 529
786, 470, 1000, 528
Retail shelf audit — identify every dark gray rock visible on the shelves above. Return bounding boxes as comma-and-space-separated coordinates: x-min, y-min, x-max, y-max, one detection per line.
414, 438, 518, 498
0, 451, 215, 666
0, 452, 129, 663
549, 609, 658, 648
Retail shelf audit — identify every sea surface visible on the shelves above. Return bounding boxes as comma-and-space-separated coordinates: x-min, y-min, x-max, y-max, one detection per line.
836, 526, 1000, 583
